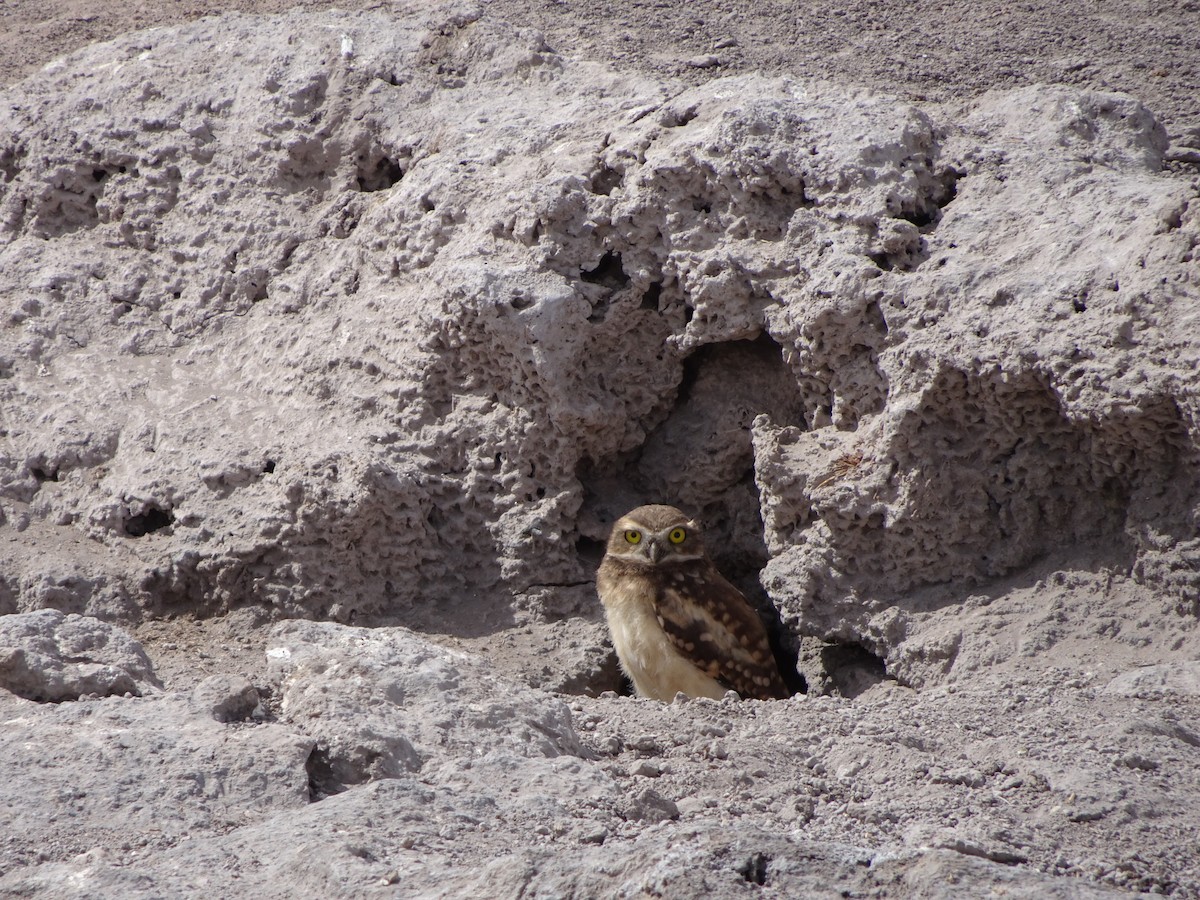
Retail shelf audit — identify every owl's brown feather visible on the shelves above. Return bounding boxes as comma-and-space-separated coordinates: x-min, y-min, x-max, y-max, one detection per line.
654, 562, 788, 700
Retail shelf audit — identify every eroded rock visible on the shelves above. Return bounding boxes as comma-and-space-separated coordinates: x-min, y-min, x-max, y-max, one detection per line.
1, 10, 1193, 692
0, 609, 160, 700
1, 4, 1199, 898
267, 621, 583, 792
0, 688, 313, 871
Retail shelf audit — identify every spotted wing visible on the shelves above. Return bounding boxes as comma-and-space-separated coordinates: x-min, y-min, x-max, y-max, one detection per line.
653, 564, 788, 700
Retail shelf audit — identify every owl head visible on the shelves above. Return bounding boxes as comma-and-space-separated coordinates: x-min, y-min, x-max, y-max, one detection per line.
604, 504, 706, 566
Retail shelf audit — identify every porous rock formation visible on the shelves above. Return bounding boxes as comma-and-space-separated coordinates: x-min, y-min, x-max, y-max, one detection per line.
1, 3, 1199, 896
2, 4, 1197, 672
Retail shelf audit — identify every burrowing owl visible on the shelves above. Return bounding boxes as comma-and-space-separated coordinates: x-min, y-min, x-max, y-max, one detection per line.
596, 504, 788, 701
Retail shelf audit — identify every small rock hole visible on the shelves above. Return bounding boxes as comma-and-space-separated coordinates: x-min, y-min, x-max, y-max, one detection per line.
935, 167, 961, 208
124, 506, 174, 537
765, 616, 806, 698
579, 649, 632, 698
820, 641, 887, 698
867, 251, 893, 271
639, 282, 662, 311
738, 853, 770, 886
305, 745, 343, 802
899, 206, 937, 228
589, 164, 623, 196
356, 156, 404, 192
576, 534, 606, 571
581, 251, 630, 290
30, 466, 59, 483
262, 460, 277, 474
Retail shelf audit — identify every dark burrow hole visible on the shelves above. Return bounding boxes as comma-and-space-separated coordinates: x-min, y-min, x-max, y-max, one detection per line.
589, 163, 623, 196
262, 459, 277, 474
91, 165, 126, 183
819, 641, 887, 698
576, 333, 811, 700
124, 506, 175, 538
896, 167, 961, 228
356, 156, 404, 192
867, 251, 893, 272
897, 205, 937, 229
764, 607, 807, 698
639, 282, 662, 311
576, 535, 606, 571
589, 664, 634, 698
738, 853, 770, 886
30, 466, 59, 483
305, 745, 343, 802
580, 251, 631, 291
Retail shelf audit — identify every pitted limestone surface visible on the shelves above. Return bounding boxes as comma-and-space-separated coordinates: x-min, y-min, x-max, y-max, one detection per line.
0, 9, 1197, 687
2, 6, 1200, 899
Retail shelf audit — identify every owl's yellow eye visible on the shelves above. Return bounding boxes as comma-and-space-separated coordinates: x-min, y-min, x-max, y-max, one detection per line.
624, 529, 642, 544
668, 527, 687, 544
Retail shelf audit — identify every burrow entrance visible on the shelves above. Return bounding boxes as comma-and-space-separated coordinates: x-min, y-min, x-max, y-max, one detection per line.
577, 333, 810, 698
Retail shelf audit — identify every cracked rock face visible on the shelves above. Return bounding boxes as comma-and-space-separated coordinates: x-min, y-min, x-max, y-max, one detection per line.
2, 4, 1200, 897
1, 7, 1197, 687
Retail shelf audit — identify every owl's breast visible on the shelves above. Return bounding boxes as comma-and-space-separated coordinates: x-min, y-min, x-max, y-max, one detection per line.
597, 561, 727, 701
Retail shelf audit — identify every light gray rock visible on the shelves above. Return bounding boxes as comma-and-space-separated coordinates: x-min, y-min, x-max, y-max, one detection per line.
267, 620, 583, 791
0, 609, 160, 700
0, 788, 1133, 899
1104, 661, 1200, 696
0, 688, 313, 873
189, 672, 263, 721
752, 81, 1199, 680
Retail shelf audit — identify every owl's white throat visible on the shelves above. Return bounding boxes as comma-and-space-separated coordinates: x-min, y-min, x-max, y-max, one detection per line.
629, 545, 705, 566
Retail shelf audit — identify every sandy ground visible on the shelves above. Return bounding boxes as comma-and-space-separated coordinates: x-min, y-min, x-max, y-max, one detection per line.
3, 0, 1199, 147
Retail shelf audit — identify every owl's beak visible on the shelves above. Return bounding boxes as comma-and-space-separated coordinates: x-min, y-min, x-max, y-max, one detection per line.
647, 540, 664, 563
